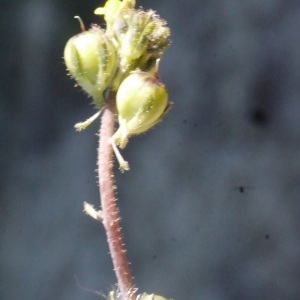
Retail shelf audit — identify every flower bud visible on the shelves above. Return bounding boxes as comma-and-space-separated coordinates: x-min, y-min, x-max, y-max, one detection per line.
64, 26, 117, 108
120, 11, 152, 65
94, 0, 135, 31
112, 71, 170, 149
118, 10, 171, 73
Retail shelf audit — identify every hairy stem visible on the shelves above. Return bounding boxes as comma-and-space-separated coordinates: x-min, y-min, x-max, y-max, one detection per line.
98, 92, 136, 299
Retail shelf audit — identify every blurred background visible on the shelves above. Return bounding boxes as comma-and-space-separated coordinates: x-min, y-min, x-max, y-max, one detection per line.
1, 0, 300, 299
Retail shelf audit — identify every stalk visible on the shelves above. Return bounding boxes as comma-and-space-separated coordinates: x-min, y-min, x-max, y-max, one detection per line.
98, 92, 136, 300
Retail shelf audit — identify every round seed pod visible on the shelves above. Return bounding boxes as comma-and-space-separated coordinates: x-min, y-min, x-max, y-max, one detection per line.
113, 70, 170, 148
64, 26, 117, 108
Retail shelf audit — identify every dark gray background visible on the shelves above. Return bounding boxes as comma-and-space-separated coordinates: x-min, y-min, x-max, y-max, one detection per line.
1, 0, 300, 299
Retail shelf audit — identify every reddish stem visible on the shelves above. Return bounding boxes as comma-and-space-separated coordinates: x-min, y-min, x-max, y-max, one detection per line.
98, 93, 136, 299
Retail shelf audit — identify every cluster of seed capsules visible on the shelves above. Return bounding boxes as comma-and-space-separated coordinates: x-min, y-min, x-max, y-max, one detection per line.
64, 0, 171, 171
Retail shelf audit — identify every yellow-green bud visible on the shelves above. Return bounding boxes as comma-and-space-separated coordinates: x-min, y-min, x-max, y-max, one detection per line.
64, 26, 117, 108
117, 10, 171, 73
94, 0, 135, 32
120, 11, 152, 66
112, 71, 170, 149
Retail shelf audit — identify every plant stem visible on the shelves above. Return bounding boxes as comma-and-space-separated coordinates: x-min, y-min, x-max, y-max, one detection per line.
98, 92, 136, 300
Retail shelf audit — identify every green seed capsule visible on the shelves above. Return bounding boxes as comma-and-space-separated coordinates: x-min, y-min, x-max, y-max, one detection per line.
64, 26, 117, 108
113, 70, 170, 149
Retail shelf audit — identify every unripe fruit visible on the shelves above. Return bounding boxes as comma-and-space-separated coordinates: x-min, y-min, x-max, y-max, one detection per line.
64, 26, 117, 108
113, 71, 170, 149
